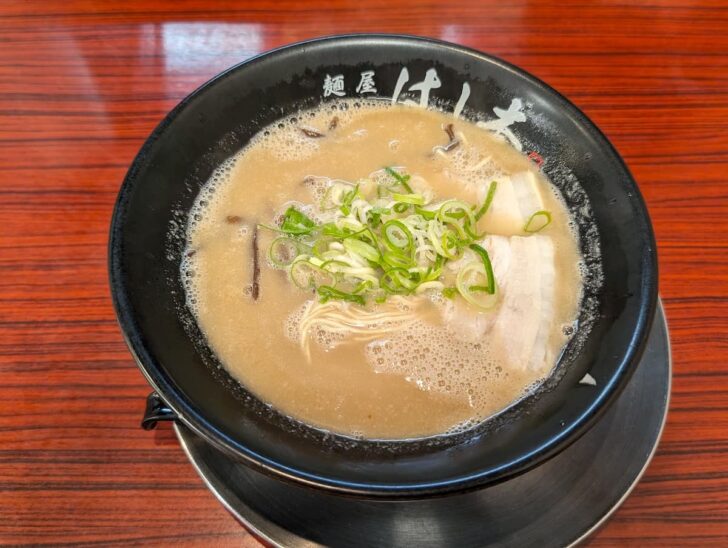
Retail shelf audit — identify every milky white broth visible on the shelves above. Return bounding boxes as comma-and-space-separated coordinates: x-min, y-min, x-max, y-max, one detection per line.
183, 100, 583, 440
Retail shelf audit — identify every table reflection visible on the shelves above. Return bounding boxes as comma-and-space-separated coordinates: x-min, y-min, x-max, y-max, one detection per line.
161, 22, 263, 73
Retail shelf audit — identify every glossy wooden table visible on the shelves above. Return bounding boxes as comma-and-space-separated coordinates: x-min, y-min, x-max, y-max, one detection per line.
1, 1, 726, 545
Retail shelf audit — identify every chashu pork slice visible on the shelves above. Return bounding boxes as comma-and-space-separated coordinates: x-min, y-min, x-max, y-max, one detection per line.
479, 171, 545, 236
443, 234, 556, 372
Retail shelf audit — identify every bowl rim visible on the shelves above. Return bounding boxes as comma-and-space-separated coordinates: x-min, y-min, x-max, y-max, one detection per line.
109, 32, 658, 497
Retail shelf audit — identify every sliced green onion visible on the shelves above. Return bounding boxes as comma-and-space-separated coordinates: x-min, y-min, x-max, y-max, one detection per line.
382, 220, 414, 252
354, 227, 379, 246
393, 202, 410, 214
382, 250, 415, 269
280, 206, 316, 235
353, 280, 374, 294
440, 230, 462, 260
433, 253, 445, 271
438, 200, 476, 227
319, 222, 350, 238
380, 268, 413, 294
317, 285, 366, 305
474, 181, 498, 221
345, 268, 380, 285
442, 287, 458, 299
437, 200, 475, 240
367, 206, 390, 227
392, 192, 425, 206
334, 274, 377, 294
468, 243, 496, 294
456, 263, 498, 311
415, 206, 437, 220
415, 281, 444, 293
343, 238, 381, 262
337, 217, 365, 233
427, 221, 447, 258
422, 262, 442, 282
396, 270, 418, 290
524, 210, 552, 233
464, 220, 484, 240
339, 184, 360, 215
320, 184, 344, 211
290, 258, 335, 289
311, 236, 336, 258
269, 237, 307, 267
384, 166, 414, 193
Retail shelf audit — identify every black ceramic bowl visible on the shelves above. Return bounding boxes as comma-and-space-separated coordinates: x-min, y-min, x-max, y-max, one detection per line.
109, 34, 657, 498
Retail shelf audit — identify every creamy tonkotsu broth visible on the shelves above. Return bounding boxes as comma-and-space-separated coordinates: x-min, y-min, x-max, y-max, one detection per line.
183, 100, 583, 440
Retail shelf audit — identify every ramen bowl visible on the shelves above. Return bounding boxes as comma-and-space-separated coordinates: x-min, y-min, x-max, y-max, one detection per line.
109, 34, 657, 498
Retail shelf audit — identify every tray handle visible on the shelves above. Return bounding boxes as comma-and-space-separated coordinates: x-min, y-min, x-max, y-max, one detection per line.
141, 392, 177, 430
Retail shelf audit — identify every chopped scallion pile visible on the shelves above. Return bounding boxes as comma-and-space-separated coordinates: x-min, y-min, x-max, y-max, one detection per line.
257, 168, 544, 309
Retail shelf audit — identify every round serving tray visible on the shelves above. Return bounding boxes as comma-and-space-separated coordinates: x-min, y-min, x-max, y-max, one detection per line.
175, 299, 670, 547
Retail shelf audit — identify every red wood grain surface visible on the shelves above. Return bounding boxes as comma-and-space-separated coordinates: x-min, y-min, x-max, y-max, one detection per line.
1, 0, 727, 545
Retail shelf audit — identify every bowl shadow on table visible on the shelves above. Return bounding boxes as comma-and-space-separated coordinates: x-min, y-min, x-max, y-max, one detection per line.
152, 422, 179, 446
207, 433, 607, 546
